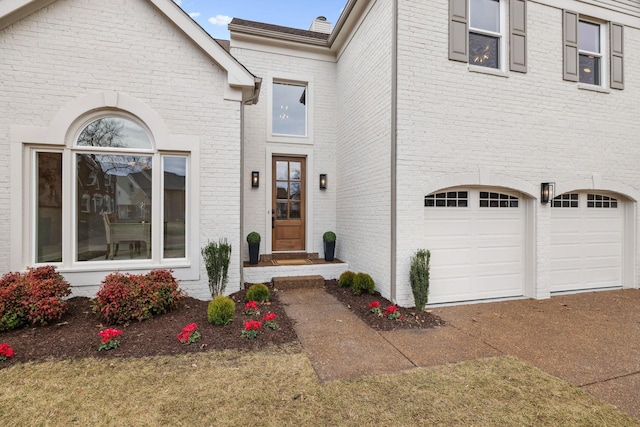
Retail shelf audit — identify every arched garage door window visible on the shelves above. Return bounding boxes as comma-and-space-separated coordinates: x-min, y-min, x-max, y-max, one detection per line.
34, 115, 188, 264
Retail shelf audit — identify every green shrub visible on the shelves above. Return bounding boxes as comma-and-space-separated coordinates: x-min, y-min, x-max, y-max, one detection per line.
323, 231, 336, 243
0, 266, 71, 331
207, 296, 235, 326
246, 283, 270, 303
338, 271, 355, 288
410, 249, 431, 311
201, 239, 232, 298
352, 272, 375, 296
246, 232, 261, 244
93, 269, 185, 324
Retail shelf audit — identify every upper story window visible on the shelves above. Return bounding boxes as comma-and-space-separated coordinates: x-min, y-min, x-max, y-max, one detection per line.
578, 20, 602, 85
469, 0, 502, 69
449, 0, 527, 73
563, 10, 624, 90
272, 81, 307, 137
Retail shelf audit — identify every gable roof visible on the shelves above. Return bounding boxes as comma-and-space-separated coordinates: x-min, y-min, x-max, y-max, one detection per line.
0, 0, 261, 103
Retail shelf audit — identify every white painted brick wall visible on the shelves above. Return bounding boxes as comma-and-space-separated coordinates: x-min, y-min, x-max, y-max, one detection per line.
393, 0, 640, 306
336, 0, 394, 300
0, 0, 243, 299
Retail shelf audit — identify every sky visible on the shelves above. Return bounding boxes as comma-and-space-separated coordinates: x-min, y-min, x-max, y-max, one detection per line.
172, 0, 347, 40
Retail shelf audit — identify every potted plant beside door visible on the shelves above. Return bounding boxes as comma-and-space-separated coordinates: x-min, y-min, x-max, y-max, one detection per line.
323, 231, 336, 262
247, 232, 261, 265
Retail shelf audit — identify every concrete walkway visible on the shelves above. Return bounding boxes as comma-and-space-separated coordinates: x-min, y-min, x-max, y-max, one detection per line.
279, 287, 640, 419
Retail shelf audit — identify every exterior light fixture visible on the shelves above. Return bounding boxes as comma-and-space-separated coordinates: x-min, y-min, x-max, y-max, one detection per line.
541, 182, 555, 204
251, 171, 259, 188
319, 174, 327, 190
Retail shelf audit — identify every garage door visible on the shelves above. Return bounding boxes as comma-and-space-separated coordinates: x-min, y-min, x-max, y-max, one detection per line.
550, 192, 623, 293
424, 189, 526, 304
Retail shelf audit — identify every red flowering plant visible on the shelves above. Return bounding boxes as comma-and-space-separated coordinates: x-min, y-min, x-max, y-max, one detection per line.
244, 300, 259, 315
0, 343, 14, 361
241, 320, 262, 339
384, 305, 402, 321
261, 313, 278, 330
368, 301, 382, 316
97, 328, 122, 351
177, 323, 201, 344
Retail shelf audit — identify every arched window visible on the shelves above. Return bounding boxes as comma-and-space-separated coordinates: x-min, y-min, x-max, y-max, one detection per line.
35, 114, 188, 264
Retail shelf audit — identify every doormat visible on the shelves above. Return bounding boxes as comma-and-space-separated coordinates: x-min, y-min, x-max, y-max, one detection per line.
272, 259, 312, 266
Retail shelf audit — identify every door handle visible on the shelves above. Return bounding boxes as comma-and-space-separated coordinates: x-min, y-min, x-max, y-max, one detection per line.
272, 215, 275, 229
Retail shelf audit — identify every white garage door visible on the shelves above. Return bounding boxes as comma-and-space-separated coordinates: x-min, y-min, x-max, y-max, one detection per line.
424, 189, 526, 304
550, 192, 623, 293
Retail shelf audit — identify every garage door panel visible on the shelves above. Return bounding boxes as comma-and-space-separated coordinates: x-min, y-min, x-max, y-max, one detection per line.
550, 192, 623, 293
425, 188, 525, 304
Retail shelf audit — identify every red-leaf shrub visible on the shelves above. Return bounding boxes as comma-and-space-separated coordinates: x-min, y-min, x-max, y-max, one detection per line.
0, 266, 71, 331
93, 269, 185, 324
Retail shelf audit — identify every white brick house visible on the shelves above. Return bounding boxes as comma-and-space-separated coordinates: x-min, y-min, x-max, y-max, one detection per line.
2, 0, 639, 306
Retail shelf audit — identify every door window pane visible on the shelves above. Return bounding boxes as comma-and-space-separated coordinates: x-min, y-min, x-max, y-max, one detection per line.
276, 182, 288, 200
276, 202, 288, 220
290, 162, 301, 180
290, 182, 301, 200
276, 161, 288, 180
290, 202, 301, 219
272, 82, 307, 136
37, 152, 63, 263
77, 154, 152, 261
163, 157, 186, 259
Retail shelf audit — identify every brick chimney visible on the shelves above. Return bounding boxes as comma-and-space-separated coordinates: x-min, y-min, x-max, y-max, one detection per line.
309, 16, 332, 34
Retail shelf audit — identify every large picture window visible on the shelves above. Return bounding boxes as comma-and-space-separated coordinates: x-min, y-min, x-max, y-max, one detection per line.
34, 115, 188, 264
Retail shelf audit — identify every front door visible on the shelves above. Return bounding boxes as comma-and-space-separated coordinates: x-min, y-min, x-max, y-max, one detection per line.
272, 156, 305, 251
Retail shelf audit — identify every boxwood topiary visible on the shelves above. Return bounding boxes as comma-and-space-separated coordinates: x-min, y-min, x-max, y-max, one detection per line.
323, 231, 336, 243
246, 232, 261, 244
207, 295, 235, 326
338, 271, 355, 288
246, 283, 270, 303
352, 272, 375, 296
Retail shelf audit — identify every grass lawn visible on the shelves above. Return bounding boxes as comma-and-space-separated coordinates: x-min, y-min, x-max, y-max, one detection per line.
0, 346, 637, 426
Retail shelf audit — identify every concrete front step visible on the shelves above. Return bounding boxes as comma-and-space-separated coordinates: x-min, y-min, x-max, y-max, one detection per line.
243, 261, 349, 284
273, 275, 325, 290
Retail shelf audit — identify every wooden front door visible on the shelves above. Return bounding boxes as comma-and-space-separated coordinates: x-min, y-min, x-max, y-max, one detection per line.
272, 157, 305, 251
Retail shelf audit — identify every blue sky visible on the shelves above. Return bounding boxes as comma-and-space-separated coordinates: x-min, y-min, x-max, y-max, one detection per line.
173, 0, 347, 40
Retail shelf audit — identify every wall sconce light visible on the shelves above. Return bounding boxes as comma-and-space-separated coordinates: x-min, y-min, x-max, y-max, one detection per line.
251, 171, 259, 188
319, 174, 327, 190
541, 182, 555, 204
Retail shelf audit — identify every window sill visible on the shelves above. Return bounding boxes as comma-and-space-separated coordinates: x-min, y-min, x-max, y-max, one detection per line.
577, 83, 610, 94
267, 134, 313, 145
468, 65, 509, 78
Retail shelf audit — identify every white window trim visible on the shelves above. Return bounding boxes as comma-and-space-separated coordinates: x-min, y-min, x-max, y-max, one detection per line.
266, 75, 314, 145
578, 18, 608, 88
468, 0, 507, 72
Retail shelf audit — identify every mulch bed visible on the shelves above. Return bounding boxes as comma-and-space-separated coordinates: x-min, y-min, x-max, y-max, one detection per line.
323, 279, 445, 330
0, 281, 444, 368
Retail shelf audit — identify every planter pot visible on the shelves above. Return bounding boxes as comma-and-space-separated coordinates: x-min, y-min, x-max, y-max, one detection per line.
248, 242, 260, 265
324, 241, 336, 262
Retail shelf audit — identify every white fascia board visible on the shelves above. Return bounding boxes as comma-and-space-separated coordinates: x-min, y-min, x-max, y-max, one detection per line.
0, 0, 56, 30
148, 0, 258, 89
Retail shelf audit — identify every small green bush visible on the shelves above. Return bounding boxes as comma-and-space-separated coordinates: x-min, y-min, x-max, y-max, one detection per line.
246, 283, 270, 303
93, 269, 185, 324
323, 231, 336, 243
0, 266, 71, 331
338, 271, 355, 288
410, 249, 431, 311
352, 272, 375, 296
246, 232, 261, 244
201, 239, 232, 298
207, 296, 235, 326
